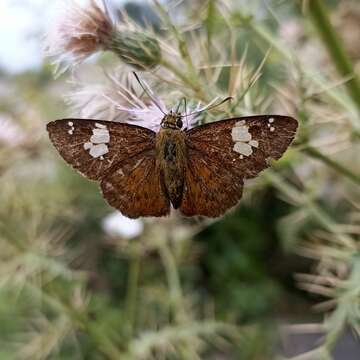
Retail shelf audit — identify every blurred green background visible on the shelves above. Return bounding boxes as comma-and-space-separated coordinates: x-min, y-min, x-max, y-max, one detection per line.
0, 0, 359, 359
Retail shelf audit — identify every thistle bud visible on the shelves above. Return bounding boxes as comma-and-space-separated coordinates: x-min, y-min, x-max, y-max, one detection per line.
108, 31, 162, 70
45, 0, 161, 75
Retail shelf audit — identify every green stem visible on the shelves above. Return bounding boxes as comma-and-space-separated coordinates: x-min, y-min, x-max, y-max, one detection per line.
85, 323, 125, 360
125, 254, 140, 337
265, 171, 355, 249
160, 57, 206, 101
304, 146, 360, 186
307, 0, 360, 111
25, 283, 124, 360
234, 12, 358, 122
153, 0, 198, 77
157, 239, 187, 324
158, 238, 201, 359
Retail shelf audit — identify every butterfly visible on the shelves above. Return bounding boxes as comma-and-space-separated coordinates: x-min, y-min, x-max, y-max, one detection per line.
47, 112, 298, 218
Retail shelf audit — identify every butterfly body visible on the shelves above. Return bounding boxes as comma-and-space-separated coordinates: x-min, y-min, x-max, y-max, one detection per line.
157, 127, 186, 209
47, 114, 298, 218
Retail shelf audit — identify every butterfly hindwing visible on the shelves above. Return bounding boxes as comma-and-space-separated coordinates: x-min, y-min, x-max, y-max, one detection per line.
101, 152, 170, 218
180, 151, 243, 217
180, 115, 297, 216
47, 119, 156, 180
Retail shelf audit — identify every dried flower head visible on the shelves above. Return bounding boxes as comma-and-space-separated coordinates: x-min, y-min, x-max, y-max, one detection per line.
45, 0, 114, 74
45, 0, 161, 75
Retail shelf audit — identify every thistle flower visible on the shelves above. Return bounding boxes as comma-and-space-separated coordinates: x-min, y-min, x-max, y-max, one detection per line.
68, 72, 202, 132
45, 0, 113, 74
45, 0, 161, 75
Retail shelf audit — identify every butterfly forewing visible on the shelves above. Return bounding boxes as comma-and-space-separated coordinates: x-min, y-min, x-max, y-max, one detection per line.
47, 119, 156, 180
186, 115, 297, 179
47, 118, 171, 217
180, 115, 297, 216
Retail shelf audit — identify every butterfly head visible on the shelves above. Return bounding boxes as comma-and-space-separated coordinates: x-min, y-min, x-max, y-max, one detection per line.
160, 111, 183, 130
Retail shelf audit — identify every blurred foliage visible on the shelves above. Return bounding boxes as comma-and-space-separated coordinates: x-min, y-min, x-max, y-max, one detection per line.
0, 0, 359, 359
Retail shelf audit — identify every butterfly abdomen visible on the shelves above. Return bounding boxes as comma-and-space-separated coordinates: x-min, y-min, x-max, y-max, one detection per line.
157, 129, 186, 209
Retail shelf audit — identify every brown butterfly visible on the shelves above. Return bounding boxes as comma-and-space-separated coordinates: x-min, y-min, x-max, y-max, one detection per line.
47, 110, 298, 218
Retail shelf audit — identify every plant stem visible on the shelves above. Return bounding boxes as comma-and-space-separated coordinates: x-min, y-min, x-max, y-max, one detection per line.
160, 57, 206, 101
157, 234, 200, 359
234, 11, 358, 122
125, 253, 140, 337
25, 282, 124, 360
265, 171, 355, 249
158, 239, 187, 324
85, 323, 125, 360
153, 0, 198, 78
304, 146, 360, 186
306, 0, 360, 111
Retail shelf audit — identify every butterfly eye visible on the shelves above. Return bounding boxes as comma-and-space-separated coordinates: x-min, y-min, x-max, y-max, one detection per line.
176, 118, 183, 129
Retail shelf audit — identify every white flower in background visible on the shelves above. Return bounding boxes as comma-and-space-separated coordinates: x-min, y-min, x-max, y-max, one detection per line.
102, 211, 144, 239
0, 115, 25, 147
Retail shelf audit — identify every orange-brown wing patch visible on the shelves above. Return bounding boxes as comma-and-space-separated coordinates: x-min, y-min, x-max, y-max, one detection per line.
101, 152, 170, 218
186, 115, 297, 179
47, 119, 156, 180
181, 115, 297, 217
180, 151, 243, 217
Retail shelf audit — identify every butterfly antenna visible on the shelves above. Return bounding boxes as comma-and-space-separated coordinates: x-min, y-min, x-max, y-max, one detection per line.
175, 98, 183, 113
181, 96, 233, 117
132, 72, 166, 115
184, 97, 189, 128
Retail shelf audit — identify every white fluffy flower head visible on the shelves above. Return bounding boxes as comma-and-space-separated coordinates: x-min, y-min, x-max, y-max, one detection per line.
45, 0, 114, 75
69, 73, 204, 132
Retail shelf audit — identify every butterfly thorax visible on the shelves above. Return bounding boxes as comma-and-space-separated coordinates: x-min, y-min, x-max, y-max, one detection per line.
156, 125, 186, 209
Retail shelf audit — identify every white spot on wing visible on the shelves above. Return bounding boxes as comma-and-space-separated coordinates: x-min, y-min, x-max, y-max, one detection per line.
89, 143, 109, 158
231, 121, 258, 159
268, 118, 275, 132
249, 140, 258, 148
95, 123, 107, 129
233, 142, 253, 156
231, 127, 251, 142
67, 121, 75, 135
235, 120, 246, 126
90, 133, 110, 144
84, 142, 92, 150
83, 125, 111, 159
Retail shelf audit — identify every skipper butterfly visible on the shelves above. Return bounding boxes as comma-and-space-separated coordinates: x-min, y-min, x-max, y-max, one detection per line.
47, 111, 297, 218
